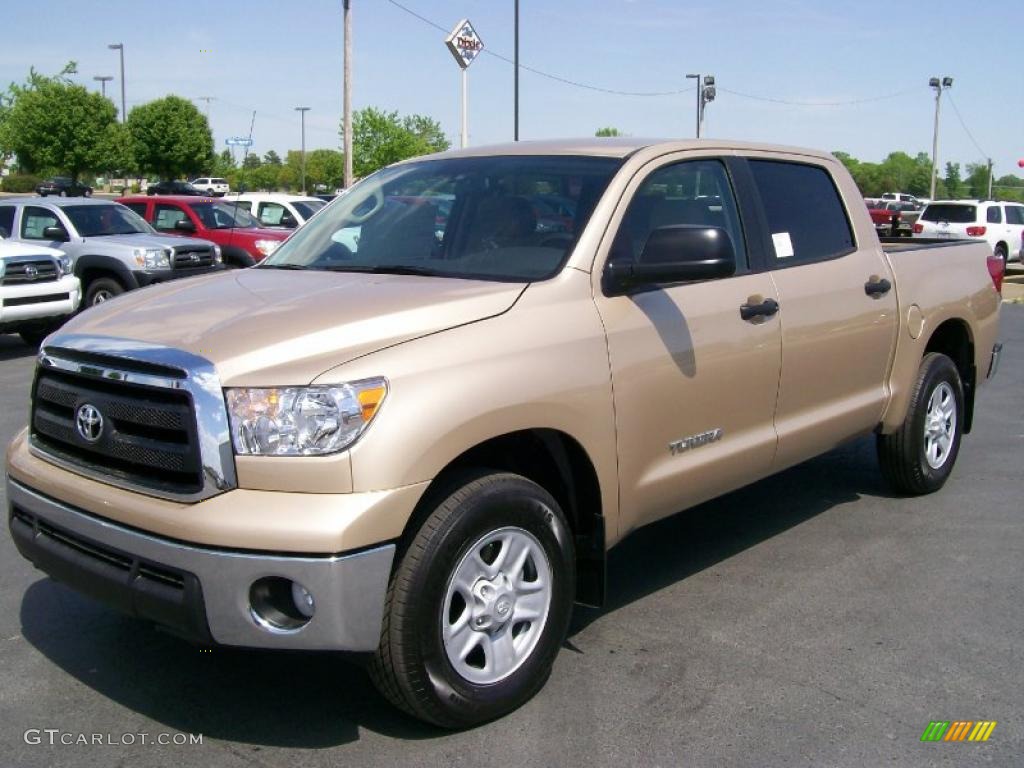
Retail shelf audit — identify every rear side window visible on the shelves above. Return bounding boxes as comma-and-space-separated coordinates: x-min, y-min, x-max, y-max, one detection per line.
1006, 206, 1024, 225
986, 207, 1002, 224
921, 204, 976, 223
123, 202, 148, 217
0, 206, 14, 238
749, 160, 854, 264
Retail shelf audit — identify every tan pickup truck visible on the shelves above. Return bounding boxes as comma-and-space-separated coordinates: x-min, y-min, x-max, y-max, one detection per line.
6, 139, 1003, 727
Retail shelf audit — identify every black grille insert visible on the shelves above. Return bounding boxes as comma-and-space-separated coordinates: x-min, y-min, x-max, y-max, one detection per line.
171, 246, 215, 270
31, 367, 203, 495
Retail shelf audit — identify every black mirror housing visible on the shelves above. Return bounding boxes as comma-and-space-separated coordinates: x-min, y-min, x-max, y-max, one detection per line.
42, 226, 70, 242
174, 218, 196, 232
604, 225, 736, 296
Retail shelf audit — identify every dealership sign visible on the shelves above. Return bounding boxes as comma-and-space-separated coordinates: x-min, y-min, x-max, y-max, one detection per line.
445, 19, 484, 69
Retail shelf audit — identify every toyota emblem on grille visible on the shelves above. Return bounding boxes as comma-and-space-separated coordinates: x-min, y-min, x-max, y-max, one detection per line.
75, 403, 104, 442
25, 265, 38, 279
190, 252, 200, 262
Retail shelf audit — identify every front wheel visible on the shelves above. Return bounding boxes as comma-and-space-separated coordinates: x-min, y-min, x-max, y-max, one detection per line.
369, 471, 575, 728
877, 352, 964, 495
84, 277, 125, 307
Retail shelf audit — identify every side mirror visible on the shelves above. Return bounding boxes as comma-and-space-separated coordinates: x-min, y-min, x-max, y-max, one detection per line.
174, 218, 196, 232
43, 226, 70, 242
280, 213, 298, 228
604, 225, 736, 296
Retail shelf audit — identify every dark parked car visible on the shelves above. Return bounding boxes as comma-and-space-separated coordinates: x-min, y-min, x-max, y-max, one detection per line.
146, 180, 205, 196
35, 177, 92, 197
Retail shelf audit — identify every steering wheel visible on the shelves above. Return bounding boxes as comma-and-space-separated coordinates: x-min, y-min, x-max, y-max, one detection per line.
347, 186, 384, 224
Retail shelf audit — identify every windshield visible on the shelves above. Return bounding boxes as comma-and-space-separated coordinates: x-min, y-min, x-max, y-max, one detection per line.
921, 204, 976, 224
292, 200, 325, 220
63, 204, 153, 236
261, 155, 622, 281
192, 202, 260, 229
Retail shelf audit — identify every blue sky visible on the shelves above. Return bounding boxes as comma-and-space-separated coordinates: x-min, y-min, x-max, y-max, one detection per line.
3, 0, 1022, 177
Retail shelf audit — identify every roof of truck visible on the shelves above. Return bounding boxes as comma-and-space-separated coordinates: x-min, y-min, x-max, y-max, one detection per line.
1, 197, 123, 207
415, 137, 837, 163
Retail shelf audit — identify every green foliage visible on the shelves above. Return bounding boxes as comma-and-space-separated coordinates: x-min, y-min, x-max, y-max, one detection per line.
595, 127, 623, 137
210, 149, 235, 178
302, 148, 344, 190
944, 162, 962, 199
344, 107, 450, 178
964, 163, 990, 199
0, 174, 40, 193
835, 149, 938, 198
0, 79, 117, 180
127, 95, 213, 180
263, 150, 282, 166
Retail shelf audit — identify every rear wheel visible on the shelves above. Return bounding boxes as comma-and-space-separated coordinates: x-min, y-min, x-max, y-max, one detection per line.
877, 352, 963, 495
369, 471, 575, 728
84, 277, 125, 307
994, 244, 1008, 268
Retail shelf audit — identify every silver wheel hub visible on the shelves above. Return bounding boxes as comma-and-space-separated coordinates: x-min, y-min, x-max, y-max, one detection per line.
924, 381, 956, 470
442, 526, 552, 685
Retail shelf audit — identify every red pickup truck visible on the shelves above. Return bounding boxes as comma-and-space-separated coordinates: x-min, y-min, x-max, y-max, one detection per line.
119, 195, 289, 267
866, 200, 919, 238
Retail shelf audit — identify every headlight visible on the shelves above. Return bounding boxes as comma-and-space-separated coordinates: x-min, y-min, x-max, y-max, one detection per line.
213, 244, 223, 264
254, 239, 281, 257
133, 247, 171, 269
57, 255, 73, 276
225, 378, 388, 456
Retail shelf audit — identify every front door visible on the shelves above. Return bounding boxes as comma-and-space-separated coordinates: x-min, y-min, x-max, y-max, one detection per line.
593, 156, 782, 537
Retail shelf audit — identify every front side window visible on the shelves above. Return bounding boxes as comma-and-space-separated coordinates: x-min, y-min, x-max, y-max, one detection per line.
0, 206, 14, 238
986, 206, 1002, 224
257, 202, 289, 226
191, 203, 259, 229
20, 207, 61, 239
260, 155, 622, 282
153, 204, 189, 231
749, 160, 854, 264
608, 159, 746, 268
62, 204, 152, 236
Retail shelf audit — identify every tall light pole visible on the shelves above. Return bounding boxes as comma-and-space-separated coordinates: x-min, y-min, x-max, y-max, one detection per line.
342, 0, 353, 189
686, 74, 700, 137
514, 0, 519, 141
295, 107, 310, 194
93, 75, 113, 98
108, 43, 126, 123
700, 75, 716, 137
929, 76, 953, 200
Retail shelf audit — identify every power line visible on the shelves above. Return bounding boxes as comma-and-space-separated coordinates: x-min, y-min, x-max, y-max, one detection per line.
716, 85, 919, 107
945, 93, 988, 160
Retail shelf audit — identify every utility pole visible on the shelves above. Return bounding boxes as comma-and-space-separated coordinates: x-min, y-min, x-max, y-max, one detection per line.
108, 43, 126, 123
686, 74, 700, 137
343, 0, 353, 189
93, 75, 113, 98
986, 158, 994, 199
685, 74, 716, 138
296, 107, 311, 194
514, 0, 519, 141
928, 76, 953, 200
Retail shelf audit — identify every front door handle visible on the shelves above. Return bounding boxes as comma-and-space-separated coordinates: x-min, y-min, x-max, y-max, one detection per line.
864, 277, 892, 297
740, 297, 779, 321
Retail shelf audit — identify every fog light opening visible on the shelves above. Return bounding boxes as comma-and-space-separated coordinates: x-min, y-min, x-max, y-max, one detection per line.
249, 576, 315, 633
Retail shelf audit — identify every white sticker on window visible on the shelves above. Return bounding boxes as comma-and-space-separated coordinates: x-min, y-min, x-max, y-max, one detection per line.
772, 231, 794, 259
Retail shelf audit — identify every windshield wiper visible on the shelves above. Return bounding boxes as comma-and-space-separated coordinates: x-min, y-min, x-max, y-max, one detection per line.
259, 263, 309, 270
320, 264, 440, 276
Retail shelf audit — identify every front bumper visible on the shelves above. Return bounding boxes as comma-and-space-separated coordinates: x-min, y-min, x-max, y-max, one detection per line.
7, 478, 395, 650
134, 265, 224, 288
0, 275, 80, 326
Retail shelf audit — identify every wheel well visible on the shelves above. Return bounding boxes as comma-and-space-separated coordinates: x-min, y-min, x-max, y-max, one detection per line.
924, 319, 975, 432
79, 267, 126, 291
402, 429, 606, 607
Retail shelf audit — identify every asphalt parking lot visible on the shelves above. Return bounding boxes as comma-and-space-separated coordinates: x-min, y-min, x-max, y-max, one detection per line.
0, 306, 1020, 768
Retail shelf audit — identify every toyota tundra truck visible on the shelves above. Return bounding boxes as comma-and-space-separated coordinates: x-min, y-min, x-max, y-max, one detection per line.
5, 139, 1002, 728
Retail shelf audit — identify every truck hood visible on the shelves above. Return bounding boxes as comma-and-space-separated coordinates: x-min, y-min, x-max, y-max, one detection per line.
54, 269, 526, 385
83, 233, 213, 250
0, 241, 65, 258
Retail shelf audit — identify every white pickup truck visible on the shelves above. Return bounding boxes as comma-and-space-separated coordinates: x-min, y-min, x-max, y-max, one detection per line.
0, 240, 80, 345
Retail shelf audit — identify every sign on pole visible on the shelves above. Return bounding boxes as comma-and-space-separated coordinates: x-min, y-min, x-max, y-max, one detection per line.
225, 137, 253, 147
445, 19, 484, 148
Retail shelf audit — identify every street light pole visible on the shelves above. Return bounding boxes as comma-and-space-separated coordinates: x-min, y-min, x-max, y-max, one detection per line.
686, 74, 700, 137
514, 0, 519, 141
295, 107, 310, 194
93, 76, 113, 98
928, 76, 953, 200
699, 75, 716, 137
108, 43, 126, 123
342, 0, 353, 189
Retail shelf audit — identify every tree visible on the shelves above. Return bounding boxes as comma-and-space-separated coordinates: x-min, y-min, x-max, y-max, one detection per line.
127, 95, 213, 180
965, 163, 990, 199
344, 107, 450, 178
263, 150, 282, 166
595, 127, 623, 137
0, 75, 117, 180
944, 162, 963, 199
211, 149, 235, 178
298, 148, 344, 190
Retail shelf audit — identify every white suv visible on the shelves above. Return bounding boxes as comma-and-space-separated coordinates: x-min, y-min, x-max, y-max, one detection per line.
913, 200, 1024, 265
189, 177, 230, 196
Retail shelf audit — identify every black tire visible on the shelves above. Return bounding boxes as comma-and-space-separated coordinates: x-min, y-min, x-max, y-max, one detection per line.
994, 244, 1008, 268
369, 471, 576, 729
58, 190, 67, 197
83, 189, 92, 198
877, 352, 964, 495
84, 277, 125, 307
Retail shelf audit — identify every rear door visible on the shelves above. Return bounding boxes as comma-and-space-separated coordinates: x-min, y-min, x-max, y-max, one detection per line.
593, 154, 782, 535
744, 157, 899, 471
1003, 205, 1024, 259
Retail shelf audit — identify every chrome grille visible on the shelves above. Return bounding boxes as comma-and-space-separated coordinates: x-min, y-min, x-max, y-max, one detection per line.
2, 257, 59, 286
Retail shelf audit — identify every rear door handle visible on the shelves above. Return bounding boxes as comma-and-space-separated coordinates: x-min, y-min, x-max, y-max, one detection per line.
864, 277, 892, 297
740, 297, 779, 321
